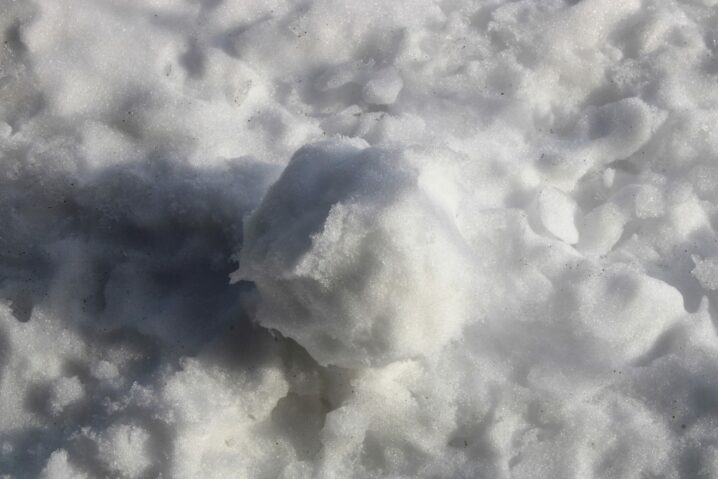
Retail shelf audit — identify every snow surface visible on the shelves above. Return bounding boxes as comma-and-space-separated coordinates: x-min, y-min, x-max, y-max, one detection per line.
2, 0, 718, 477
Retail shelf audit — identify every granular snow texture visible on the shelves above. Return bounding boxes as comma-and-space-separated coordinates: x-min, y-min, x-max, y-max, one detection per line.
2, 0, 718, 478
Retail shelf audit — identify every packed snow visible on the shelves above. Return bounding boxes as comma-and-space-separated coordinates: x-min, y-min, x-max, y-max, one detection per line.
2, 0, 718, 477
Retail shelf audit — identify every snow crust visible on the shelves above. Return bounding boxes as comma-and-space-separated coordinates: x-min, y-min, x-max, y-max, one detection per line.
2, 0, 718, 477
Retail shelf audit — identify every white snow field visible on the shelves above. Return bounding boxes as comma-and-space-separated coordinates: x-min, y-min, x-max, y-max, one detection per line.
2, 0, 718, 477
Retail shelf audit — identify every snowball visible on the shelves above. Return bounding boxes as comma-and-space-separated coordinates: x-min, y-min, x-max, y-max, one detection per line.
236, 140, 474, 368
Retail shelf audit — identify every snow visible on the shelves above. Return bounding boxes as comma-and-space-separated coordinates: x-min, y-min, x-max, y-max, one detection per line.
235, 141, 474, 368
2, 0, 718, 477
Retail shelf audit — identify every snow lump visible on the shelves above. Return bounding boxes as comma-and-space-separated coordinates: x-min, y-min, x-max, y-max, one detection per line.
235, 140, 474, 368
